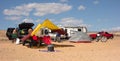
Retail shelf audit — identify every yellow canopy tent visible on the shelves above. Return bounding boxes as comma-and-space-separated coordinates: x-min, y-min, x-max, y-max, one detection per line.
41, 19, 60, 30
31, 19, 61, 36
31, 24, 41, 36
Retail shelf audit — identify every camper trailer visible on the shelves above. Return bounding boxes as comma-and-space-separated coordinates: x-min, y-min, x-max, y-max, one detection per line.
62, 26, 87, 38
48, 26, 87, 39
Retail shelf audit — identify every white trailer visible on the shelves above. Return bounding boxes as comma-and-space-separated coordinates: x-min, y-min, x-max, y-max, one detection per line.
62, 26, 87, 37
48, 26, 87, 39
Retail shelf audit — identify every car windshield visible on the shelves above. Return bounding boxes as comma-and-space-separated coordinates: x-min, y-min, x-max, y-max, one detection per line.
105, 32, 109, 34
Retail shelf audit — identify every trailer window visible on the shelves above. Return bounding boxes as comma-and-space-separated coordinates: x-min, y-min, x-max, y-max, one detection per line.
78, 29, 81, 31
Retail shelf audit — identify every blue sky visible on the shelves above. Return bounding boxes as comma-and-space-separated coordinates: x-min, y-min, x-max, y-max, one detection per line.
0, 0, 120, 31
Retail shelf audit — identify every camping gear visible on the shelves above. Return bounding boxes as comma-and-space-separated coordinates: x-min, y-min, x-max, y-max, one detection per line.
32, 35, 39, 42
47, 44, 54, 52
31, 19, 63, 36
43, 35, 51, 45
69, 31, 92, 43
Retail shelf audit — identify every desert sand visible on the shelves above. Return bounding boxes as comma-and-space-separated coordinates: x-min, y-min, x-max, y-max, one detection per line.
0, 30, 120, 61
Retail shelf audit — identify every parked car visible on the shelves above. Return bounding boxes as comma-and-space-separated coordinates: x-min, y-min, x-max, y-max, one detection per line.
89, 31, 114, 42
6, 28, 15, 40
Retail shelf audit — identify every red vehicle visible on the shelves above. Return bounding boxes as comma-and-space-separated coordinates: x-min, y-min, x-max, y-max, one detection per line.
89, 31, 114, 42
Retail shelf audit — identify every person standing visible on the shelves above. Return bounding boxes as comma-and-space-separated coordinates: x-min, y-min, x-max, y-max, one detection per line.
12, 29, 18, 43
56, 32, 61, 42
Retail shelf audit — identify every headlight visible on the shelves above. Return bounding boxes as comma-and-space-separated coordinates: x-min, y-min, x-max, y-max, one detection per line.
97, 34, 100, 36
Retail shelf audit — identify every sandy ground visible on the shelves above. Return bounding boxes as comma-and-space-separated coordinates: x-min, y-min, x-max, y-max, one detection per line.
0, 30, 120, 61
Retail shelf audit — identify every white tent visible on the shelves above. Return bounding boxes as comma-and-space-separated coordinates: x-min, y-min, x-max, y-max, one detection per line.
69, 31, 92, 43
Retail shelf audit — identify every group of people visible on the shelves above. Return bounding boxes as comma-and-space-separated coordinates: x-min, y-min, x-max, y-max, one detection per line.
11, 28, 62, 47
11, 28, 33, 43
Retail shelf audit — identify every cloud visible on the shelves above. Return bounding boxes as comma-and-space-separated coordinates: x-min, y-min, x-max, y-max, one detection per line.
93, 0, 99, 5
35, 19, 41, 23
60, 0, 69, 3
3, 3, 72, 21
33, 3, 72, 16
60, 17, 89, 27
5, 16, 21, 21
111, 27, 120, 31
101, 27, 120, 31
78, 5, 86, 11
3, 6, 31, 16
22, 18, 34, 23
3, 3, 72, 20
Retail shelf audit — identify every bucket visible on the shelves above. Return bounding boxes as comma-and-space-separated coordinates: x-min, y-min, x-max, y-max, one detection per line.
47, 44, 54, 52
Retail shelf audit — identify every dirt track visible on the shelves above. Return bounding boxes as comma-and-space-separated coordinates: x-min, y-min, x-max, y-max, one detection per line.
0, 30, 120, 61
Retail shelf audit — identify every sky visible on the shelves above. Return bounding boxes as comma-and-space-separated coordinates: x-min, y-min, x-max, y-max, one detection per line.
0, 0, 120, 31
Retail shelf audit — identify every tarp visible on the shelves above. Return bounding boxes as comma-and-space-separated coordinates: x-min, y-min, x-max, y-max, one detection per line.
31, 19, 61, 36
69, 31, 92, 43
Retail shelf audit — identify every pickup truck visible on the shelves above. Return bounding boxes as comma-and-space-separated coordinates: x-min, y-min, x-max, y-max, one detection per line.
89, 31, 114, 42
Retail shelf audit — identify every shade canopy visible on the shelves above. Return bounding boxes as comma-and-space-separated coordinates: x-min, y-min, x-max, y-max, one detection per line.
31, 19, 63, 36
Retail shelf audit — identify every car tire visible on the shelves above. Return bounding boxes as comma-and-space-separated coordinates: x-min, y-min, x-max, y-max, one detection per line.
96, 36, 102, 42
110, 36, 114, 39
101, 36, 107, 42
